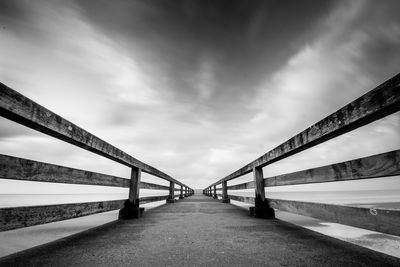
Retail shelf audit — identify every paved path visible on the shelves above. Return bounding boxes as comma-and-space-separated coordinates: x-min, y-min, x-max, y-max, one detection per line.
1, 194, 399, 266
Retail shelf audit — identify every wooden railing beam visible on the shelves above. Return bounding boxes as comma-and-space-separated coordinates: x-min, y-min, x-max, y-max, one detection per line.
0, 200, 125, 232
264, 149, 400, 187
0, 154, 130, 188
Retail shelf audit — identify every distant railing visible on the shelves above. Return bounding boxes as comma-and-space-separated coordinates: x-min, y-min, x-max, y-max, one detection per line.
204, 73, 400, 237
0, 83, 193, 231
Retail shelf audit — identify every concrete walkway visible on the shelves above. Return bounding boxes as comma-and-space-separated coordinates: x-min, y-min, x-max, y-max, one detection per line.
1, 193, 399, 266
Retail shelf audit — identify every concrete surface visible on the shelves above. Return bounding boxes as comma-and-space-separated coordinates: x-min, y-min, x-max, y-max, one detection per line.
1, 193, 399, 266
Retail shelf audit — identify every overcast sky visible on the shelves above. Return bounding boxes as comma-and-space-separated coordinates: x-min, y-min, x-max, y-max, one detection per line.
0, 0, 399, 193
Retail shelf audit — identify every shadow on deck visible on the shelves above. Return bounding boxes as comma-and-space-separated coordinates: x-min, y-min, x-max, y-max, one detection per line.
1, 194, 399, 267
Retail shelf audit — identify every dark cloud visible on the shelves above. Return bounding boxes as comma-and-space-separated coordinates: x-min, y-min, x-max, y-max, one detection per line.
0, 0, 26, 19
0, 0, 30, 33
1, 0, 399, 190
351, 1, 400, 81
76, 0, 337, 123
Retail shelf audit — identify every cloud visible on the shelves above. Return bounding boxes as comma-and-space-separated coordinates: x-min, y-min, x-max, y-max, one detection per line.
0, 0, 399, 192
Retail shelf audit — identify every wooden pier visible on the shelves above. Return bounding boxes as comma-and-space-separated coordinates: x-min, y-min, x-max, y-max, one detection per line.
0, 73, 399, 266
1, 194, 400, 266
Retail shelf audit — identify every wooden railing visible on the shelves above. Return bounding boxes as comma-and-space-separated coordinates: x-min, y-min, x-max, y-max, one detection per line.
0, 83, 193, 231
204, 73, 400, 237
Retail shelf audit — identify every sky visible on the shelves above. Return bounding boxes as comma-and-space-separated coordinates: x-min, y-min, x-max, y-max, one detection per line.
0, 0, 399, 193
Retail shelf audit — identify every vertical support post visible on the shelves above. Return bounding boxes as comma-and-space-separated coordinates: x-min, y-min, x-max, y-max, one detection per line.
119, 167, 143, 219
222, 181, 230, 203
179, 185, 184, 199
252, 167, 275, 218
167, 181, 175, 203
213, 185, 218, 199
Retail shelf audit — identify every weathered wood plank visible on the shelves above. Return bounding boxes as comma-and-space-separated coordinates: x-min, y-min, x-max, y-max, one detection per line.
168, 181, 175, 200
228, 195, 255, 204
0, 200, 125, 232
227, 181, 255, 190
211, 73, 400, 186
128, 167, 140, 204
0, 154, 130, 187
139, 195, 169, 204
221, 181, 229, 202
268, 198, 400, 236
139, 181, 169, 191
265, 150, 400, 187
0, 83, 187, 188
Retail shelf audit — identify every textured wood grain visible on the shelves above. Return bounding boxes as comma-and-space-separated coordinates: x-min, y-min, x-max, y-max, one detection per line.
222, 181, 229, 201
0, 154, 130, 187
139, 181, 169, 191
268, 198, 400, 236
209, 73, 400, 187
128, 167, 140, 204
139, 195, 169, 204
227, 181, 255, 190
168, 181, 175, 200
0, 200, 125, 232
0, 83, 190, 189
264, 150, 400, 187
228, 195, 255, 204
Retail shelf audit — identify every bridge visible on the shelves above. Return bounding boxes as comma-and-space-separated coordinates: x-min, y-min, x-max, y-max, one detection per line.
0, 73, 399, 266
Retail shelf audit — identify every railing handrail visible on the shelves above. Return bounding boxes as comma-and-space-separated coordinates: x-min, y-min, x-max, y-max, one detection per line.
208, 73, 400, 188
0, 82, 189, 188
0, 83, 194, 231
203, 73, 400, 237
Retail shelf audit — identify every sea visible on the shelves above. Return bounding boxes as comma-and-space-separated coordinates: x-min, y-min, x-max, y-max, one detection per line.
0, 190, 399, 259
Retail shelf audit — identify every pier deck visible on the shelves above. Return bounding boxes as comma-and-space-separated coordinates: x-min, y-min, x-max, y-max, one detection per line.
1, 194, 399, 266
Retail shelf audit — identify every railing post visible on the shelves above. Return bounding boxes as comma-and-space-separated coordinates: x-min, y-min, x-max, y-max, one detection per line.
167, 181, 175, 203
213, 185, 218, 199
252, 167, 275, 218
185, 187, 188, 197
119, 167, 143, 219
221, 181, 230, 203
179, 185, 184, 199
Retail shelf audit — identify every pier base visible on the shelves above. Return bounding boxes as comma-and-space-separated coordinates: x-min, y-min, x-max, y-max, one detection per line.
119, 200, 144, 219
179, 196, 184, 199
213, 195, 218, 199
221, 198, 230, 203
249, 206, 275, 219
166, 198, 175, 203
